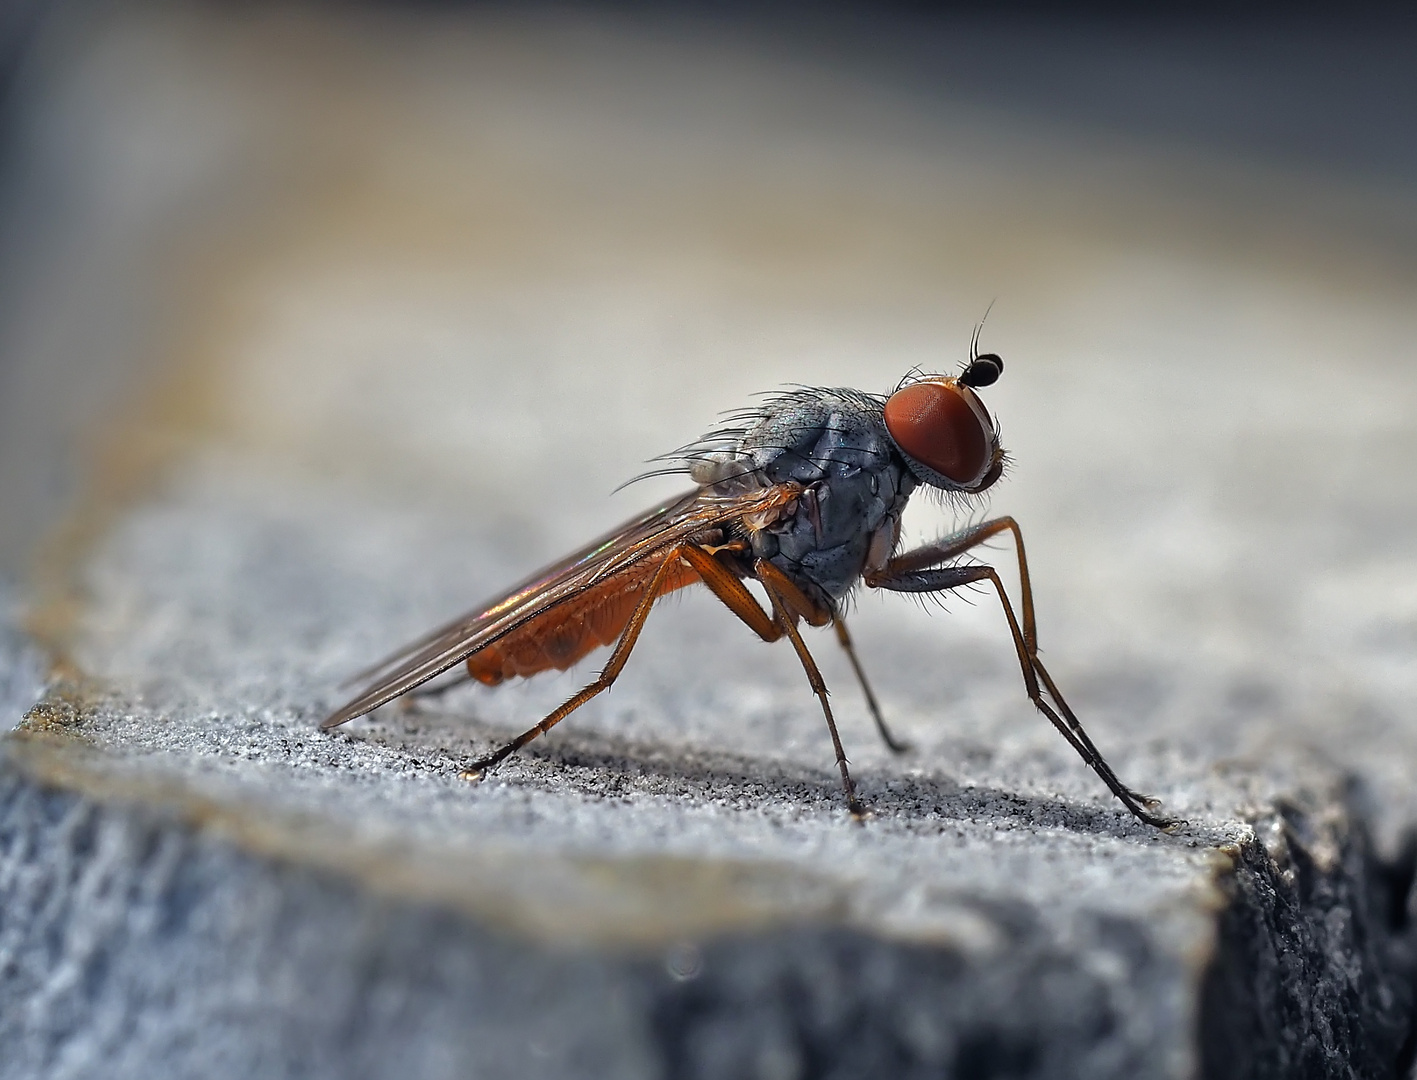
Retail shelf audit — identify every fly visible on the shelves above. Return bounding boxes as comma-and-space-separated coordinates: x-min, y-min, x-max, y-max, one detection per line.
324, 336, 1174, 828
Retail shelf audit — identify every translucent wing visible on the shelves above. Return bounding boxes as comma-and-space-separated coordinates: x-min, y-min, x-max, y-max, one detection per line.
323, 483, 800, 729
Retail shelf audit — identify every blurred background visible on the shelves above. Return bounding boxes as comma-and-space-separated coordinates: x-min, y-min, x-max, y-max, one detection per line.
3, 0, 1417, 836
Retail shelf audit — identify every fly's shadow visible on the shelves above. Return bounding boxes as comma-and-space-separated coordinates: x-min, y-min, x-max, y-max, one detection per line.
334, 703, 1182, 842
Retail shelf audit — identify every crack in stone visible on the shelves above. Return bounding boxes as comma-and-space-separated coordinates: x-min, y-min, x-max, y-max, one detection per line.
1199, 789, 1417, 1080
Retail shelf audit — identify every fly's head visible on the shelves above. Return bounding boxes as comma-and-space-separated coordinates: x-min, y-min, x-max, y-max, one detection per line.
883, 343, 1005, 495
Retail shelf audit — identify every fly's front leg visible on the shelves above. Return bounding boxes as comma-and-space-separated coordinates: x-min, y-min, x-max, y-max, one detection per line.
868, 561, 1175, 829
884, 517, 1037, 651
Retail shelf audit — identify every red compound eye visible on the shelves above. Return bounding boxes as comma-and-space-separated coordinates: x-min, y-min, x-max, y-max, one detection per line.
884, 380, 993, 486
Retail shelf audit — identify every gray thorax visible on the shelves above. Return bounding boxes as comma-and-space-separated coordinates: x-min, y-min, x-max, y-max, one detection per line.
686, 388, 916, 606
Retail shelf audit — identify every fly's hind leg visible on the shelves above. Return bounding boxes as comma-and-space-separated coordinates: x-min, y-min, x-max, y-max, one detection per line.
457, 547, 688, 781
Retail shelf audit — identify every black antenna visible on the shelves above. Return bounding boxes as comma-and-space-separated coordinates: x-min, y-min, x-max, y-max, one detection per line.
961, 300, 1002, 388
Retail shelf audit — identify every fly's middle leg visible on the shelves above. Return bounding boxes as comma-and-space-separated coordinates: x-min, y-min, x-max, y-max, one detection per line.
746, 555, 909, 756
682, 547, 867, 820
755, 561, 866, 821
833, 617, 910, 754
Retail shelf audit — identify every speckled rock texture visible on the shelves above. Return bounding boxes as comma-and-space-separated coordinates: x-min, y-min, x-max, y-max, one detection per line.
2, 721, 1412, 1080
3, 5, 1417, 1079
0, 766, 1185, 1080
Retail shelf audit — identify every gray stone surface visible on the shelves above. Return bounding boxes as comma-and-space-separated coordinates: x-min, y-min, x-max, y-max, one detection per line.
0, 759, 1193, 1080
3, 5, 1417, 1078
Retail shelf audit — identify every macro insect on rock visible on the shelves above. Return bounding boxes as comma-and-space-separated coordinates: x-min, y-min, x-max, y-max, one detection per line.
325, 335, 1175, 828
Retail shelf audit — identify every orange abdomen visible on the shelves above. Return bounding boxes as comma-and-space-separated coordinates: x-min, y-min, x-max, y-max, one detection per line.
466, 556, 700, 685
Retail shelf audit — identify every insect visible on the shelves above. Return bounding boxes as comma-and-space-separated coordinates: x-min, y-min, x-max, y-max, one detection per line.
324, 334, 1173, 828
